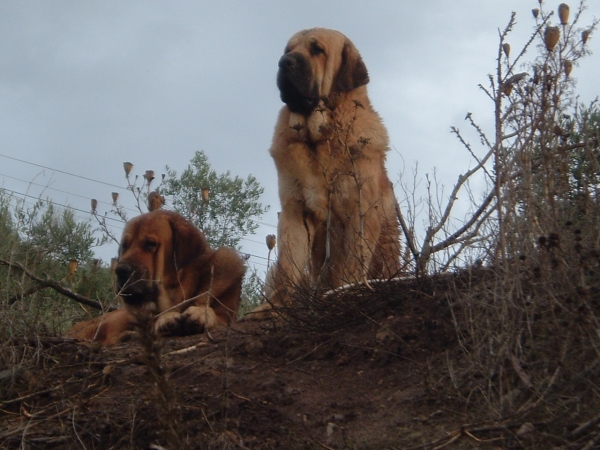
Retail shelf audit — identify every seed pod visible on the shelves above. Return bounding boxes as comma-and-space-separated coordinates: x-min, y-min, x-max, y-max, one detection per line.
201, 187, 210, 204
144, 170, 155, 183
582, 29, 591, 45
147, 191, 165, 212
68, 259, 78, 276
544, 26, 560, 51
532, 8, 539, 19
553, 94, 560, 106
123, 161, 133, 176
266, 234, 276, 251
111, 192, 119, 204
558, 3, 570, 25
500, 82, 513, 96
91, 198, 98, 212
502, 43, 511, 58
563, 60, 573, 77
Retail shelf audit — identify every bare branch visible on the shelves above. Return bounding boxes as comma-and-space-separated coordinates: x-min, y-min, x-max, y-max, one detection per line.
0, 258, 109, 310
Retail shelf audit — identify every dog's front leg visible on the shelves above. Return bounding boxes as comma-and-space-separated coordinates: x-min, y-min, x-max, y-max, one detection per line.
271, 200, 314, 304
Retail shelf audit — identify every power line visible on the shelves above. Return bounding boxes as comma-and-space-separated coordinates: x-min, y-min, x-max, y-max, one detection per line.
1, 167, 274, 267
0, 155, 279, 234
0, 172, 139, 213
0, 152, 128, 191
257, 220, 277, 228
244, 237, 269, 246
3, 188, 273, 273
0, 187, 126, 225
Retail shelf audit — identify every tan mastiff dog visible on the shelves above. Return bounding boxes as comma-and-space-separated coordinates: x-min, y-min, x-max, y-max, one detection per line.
252, 28, 401, 317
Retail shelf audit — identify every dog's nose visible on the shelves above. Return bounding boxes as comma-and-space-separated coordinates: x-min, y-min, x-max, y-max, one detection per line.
278, 54, 296, 70
115, 262, 134, 286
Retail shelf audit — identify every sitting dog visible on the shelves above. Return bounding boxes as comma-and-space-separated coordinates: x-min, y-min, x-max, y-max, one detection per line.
250, 28, 401, 318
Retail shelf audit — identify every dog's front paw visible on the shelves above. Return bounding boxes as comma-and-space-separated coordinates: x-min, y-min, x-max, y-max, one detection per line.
179, 305, 218, 334
154, 311, 184, 336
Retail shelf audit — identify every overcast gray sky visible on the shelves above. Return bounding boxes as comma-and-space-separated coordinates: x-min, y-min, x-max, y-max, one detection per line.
1, 1, 599, 275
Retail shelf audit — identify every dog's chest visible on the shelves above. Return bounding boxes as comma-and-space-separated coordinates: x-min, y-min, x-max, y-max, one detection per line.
294, 147, 356, 218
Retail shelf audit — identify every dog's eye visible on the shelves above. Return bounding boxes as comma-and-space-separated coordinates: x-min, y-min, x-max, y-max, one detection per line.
310, 43, 324, 56
144, 240, 158, 252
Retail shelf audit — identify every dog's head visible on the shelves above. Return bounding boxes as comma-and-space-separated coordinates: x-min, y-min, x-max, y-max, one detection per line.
277, 28, 369, 115
114, 210, 209, 311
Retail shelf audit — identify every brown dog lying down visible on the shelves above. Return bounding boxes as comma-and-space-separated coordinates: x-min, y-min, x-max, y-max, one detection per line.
67, 210, 246, 345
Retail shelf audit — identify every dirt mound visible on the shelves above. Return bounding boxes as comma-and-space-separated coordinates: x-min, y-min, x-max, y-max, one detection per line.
1, 272, 599, 449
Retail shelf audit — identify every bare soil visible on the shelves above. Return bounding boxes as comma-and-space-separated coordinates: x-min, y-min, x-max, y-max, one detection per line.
0, 273, 598, 449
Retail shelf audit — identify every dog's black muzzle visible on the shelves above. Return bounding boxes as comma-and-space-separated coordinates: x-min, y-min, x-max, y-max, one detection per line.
277, 53, 319, 115
114, 261, 155, 305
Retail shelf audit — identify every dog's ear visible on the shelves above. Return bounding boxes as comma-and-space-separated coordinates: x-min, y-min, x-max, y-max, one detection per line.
168, 213, 210, 269
335, 39, 369, 92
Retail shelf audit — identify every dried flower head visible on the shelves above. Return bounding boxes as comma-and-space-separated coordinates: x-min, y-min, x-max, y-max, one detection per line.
544, 26, 560, 51
582, 29, 591, 44
532, 8, 539, 18
201, 187, 210, 203
502, 43, 511, 58
144, 170, 155, 183
553, 124, 564, 136
91, 198, 98, 212
147, 191, 165, 212
123, 161, 133, 176
266, 234, 276, 251
68, 259, 78, 276
553, 94, 560, 106
112, 192, 119, 204
563, 60, 573, 77
500, 82, 513, 96
558, 3, 570, 25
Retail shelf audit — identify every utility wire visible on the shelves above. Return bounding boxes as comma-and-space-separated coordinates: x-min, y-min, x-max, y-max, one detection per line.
0, 172, 138, 213
257, 220, 277, 229
1, 187, 125, 225
3, 186, 271, 265
0, 162, 274, 265
0, 152, 128, 191
0, 152, 277, 224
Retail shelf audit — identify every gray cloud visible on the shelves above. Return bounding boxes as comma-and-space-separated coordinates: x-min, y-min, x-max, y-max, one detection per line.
1, 1, 598, 271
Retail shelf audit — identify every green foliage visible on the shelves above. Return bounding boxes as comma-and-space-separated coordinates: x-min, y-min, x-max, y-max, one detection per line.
0, 191, 19, 251
157, 151, 270, 308
565, 103, 600, 196
17, 200, 106, 263
239, 266, 265, 317
159, 151, 269, 249
0, 190, 115, 338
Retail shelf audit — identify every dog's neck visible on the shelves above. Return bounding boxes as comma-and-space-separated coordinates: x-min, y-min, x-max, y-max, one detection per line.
288, 100, 334, 144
